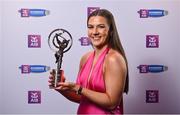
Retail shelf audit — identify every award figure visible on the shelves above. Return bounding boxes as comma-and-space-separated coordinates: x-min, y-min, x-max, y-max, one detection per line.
48, 29, 73, 88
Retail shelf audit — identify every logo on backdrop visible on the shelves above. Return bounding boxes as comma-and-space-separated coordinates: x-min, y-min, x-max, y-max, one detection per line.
138, 9, 168, 18
137, 65, 168, 73
146, 90, 159, 103
79, 37, 91, 46
87, 7, 100, 16
19, 65, 50, 74
28, 91, 41, 104
28, 35, 41, 48
146, 35, 159, 48
19, 8, 50, 17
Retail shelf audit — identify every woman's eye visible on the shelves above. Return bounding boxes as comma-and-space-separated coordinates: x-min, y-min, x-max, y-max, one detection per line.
87, 25, 93, 29
98, 25, 105, 28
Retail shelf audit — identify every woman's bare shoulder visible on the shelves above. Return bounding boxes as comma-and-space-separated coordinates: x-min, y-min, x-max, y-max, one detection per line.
105, 49, 126, 70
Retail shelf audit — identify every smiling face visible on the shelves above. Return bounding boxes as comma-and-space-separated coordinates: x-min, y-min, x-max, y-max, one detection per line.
87, 16, 110, 49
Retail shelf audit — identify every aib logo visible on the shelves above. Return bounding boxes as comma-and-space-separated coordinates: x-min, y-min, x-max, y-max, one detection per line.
146, 35, 159, 48
87, 7, 100, 16
28, 35, 41, 48
146, 90, 159, 103
79, 37, 91, 46
28, 91, 41, 104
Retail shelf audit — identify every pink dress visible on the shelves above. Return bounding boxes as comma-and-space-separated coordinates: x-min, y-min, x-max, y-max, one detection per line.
76, 47, 123, 114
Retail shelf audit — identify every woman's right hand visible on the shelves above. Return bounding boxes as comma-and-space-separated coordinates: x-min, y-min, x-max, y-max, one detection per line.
48, 69, 66, 89
48, 69, 81, 103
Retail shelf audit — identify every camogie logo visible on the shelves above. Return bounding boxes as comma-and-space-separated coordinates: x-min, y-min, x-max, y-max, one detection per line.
137, 65, 168, 73
19, 65, 50, 74
138, 9, 168, 18
19, 8, 50, 17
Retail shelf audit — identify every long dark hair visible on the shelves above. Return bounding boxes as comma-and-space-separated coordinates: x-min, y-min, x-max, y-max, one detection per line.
87, 9, 129, 94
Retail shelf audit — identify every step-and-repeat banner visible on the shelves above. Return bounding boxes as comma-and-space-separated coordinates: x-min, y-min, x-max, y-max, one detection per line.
0, 0, 180, 114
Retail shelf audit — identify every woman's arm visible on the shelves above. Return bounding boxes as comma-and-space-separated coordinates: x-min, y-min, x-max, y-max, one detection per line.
48, 51, 92, 103
56, 89, 81, 103
59, 50, 127, 110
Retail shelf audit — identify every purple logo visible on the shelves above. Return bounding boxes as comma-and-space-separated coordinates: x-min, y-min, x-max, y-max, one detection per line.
19, 65, 50, 74
87, 7, 100, 16
146, 90, 159, 103
79, 37, 91, 46
137, 65, 168, 73
137, 65, 148, 73
28, 35, 41, 48
28, 91, 41, 104
20, 65, 30, 73
19, 9, 29, 17
138, 9, 168, 18
138, 9, 149, 18
19, 9, 50, 17
146, 35, 159, 48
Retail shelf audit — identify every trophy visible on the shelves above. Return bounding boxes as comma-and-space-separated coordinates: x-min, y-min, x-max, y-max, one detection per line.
48, 29, 73, 88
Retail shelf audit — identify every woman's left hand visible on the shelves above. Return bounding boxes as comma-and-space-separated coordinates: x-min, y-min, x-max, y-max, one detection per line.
55, 82, 79, 92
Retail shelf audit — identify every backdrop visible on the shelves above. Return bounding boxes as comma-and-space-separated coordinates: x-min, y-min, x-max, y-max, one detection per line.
0, 0, 180, 114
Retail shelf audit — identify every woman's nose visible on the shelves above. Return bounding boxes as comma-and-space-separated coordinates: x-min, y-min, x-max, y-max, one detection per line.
92, 28, 99, 35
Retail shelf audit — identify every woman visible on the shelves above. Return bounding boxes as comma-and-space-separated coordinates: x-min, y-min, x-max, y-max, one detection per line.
49, 9, 129, 114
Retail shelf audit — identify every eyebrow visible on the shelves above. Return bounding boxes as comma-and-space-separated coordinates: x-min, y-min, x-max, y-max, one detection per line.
87, 23, 106, 26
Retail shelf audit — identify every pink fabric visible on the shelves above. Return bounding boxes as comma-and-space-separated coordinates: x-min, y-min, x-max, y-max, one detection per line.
76, 47, 123, 114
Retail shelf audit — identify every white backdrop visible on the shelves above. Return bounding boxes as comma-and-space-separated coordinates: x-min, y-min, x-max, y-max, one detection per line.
0, 2, 2, 113
0, 0, 180, 114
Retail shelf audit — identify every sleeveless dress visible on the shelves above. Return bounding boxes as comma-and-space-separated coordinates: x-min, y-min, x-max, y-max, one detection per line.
76, 47, 123, 114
